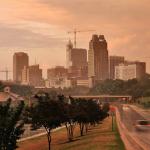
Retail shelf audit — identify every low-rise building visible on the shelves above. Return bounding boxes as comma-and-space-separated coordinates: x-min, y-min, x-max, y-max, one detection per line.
0, 87, 24, 102
115, 61, 146, 80
109, 56, 125, 79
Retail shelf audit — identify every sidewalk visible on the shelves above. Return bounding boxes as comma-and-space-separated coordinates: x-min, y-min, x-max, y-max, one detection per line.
129, 105, 150, 120
18, 126, 65, 142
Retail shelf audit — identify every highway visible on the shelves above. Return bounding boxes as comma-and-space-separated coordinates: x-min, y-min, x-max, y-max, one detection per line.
117, 104, 150, 150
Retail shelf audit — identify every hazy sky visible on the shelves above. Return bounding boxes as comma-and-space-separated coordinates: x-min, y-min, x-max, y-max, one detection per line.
0, 0, 150, 79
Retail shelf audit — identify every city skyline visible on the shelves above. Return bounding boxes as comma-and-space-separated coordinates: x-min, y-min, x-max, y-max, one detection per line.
0, 36, 148, 81
0, 0, 150, 80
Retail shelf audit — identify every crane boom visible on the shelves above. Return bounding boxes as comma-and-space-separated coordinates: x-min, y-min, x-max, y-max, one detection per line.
68, 29, 95, 48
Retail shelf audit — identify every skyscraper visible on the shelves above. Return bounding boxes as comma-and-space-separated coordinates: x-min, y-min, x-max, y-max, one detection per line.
109, 56, 125, 79
66, 40, 88, 79
13, 52, 29, 83
88, 35, 109, 82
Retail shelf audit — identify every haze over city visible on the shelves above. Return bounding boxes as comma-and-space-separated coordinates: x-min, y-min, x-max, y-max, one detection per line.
0, 0, 150, 80
1, 1, 150, 150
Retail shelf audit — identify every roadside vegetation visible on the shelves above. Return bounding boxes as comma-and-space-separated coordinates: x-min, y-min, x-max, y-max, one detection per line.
18, 117, 125, 150
25, 93, 110, 150
89, 77, 150, 99
0, 92, 110, 150
137, 97, 150, 108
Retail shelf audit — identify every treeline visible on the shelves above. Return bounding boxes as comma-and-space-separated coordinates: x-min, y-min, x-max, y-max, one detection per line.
27, 93, 110, 150
0, 93, 110, 150
0, 81, 34, 97
89, 78, 150, 98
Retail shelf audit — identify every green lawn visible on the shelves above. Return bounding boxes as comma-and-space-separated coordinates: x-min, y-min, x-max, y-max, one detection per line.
18, 117, 125, 150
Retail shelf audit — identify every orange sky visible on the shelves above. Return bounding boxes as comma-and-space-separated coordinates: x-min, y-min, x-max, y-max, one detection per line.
0, 0, 150, 79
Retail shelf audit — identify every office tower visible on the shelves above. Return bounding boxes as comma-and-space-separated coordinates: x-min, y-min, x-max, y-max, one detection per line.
88, 35, 109, 82
22, 64, 43, 87
115, 61, 146, 80
13, 52, 29, 83
28, 64, 42, 86
109, 56, 125, 79
66, 40, 88, 79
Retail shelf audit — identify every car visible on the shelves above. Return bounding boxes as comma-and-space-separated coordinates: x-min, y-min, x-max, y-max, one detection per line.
134, 120, 150, 131
122, 105, 129, 111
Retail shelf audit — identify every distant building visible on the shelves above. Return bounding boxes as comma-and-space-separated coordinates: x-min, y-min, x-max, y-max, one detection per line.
0, 87, 24, 102
47, 66, 67, 80
22, 66, 28, 85
66, 40, 88, 79
13, 52, 29, 83
76, 79, 89, 87
109, 56, 125, 79
67, 66, 88, 79
115, 61, 146, 80
46, 66, 68, 88
22, 64, 43, 87
88, 35, 109, 83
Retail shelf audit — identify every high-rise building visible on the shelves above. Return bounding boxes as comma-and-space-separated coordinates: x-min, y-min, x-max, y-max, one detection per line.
21, 64, 43, 87
28, 64, 43, 86
13, 52, 29, 83
109, 56, 125, 79
88, 35, 109, 82
115, 61, 146, 80
66, 40, 88, 79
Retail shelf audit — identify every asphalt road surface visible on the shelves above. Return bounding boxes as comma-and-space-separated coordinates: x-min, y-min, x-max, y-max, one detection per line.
118, 104, 150, 150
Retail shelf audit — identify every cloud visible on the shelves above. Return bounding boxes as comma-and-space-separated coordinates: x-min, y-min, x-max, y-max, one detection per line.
0, 0, 150, 74
0, 23, 66, 49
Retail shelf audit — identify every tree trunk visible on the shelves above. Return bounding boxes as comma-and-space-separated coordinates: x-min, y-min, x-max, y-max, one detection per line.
65, 123, 73, 142
79, 123, 84, 136
46, 131, 51, 150
85, 124, 88, 133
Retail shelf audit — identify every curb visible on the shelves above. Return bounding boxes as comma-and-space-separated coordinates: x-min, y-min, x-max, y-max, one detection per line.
115, 108, 146, 150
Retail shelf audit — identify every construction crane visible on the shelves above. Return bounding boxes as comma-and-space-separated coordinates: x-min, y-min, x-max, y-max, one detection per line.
0, 68, 11, 81
68, 29, 95, 48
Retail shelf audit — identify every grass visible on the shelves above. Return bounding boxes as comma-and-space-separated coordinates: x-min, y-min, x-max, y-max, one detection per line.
137, 97, 150, 109
112, 116, 125, 150
18, 117, 125, 150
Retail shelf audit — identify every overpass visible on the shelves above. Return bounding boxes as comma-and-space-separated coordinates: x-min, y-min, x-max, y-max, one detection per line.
70, 95, 132, 100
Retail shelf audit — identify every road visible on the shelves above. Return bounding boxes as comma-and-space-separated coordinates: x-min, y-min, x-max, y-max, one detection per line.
117, 104, 150, 150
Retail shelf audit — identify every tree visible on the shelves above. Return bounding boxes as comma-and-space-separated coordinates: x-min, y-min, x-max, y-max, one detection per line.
101, 102, 110, 120
30, 93, 64, 150
0, 99, 24, 150
57, 95, 77, 142
75, 99, 88, 136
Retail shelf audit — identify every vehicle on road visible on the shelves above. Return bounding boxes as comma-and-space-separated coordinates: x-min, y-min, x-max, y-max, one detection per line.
134, 120, 150, 131
122, 105, 129, 111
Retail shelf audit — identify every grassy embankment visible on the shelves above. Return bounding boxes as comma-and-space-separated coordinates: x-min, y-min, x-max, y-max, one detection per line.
137, 97, 150, 109
18, 117, 125, 150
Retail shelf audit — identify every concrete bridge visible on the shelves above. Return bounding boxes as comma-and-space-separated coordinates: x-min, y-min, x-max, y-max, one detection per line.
70, 95, 132, 101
